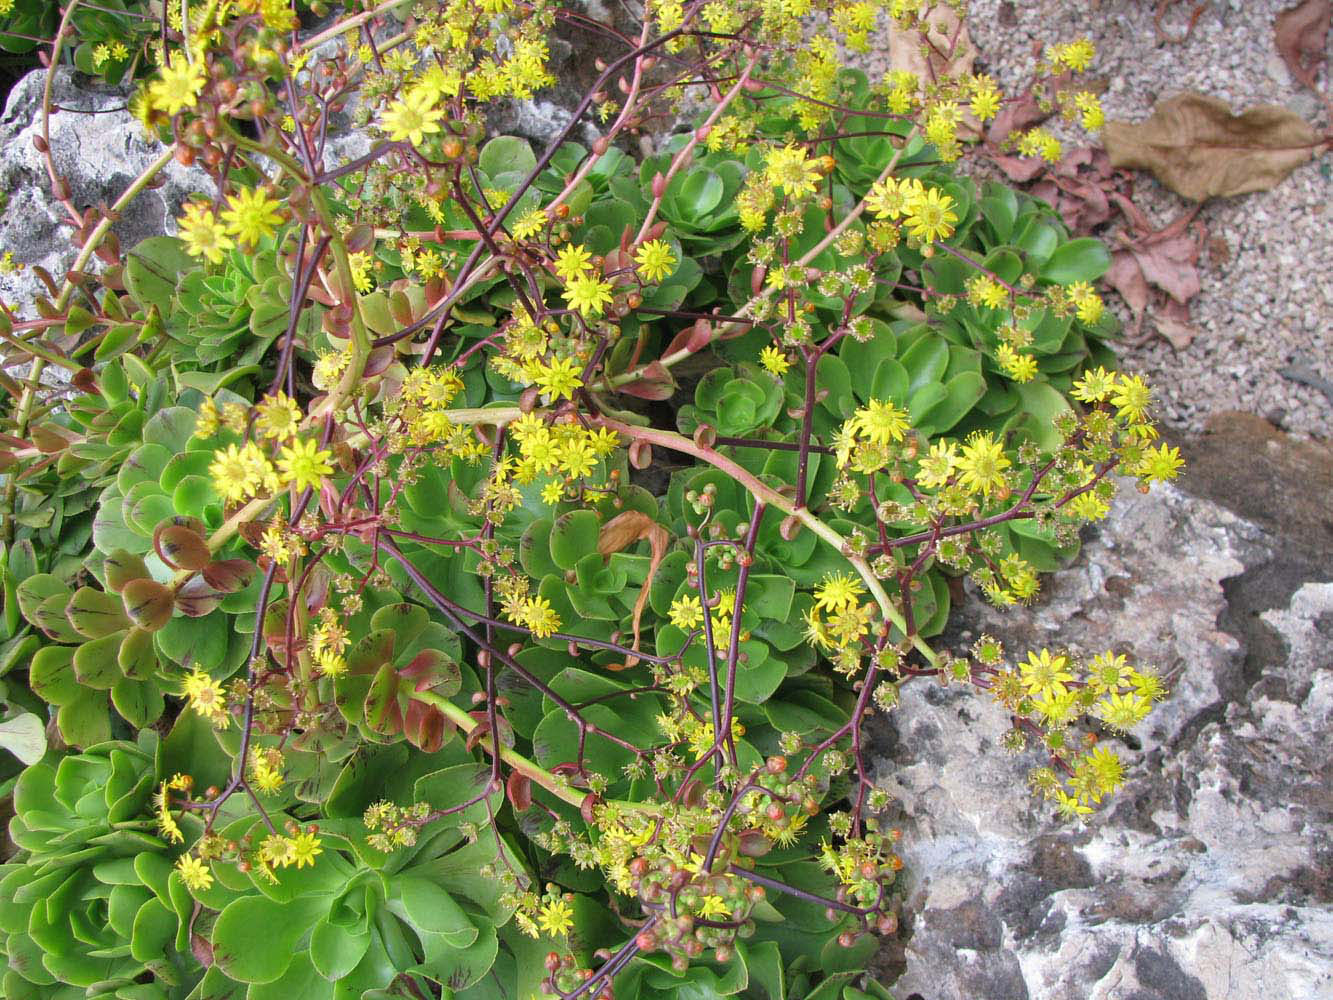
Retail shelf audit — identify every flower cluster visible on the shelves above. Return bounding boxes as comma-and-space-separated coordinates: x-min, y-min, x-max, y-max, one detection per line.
506, 411, 620, 492
495, 573, 563, 638
864, 176, 959, 245
986, 645, 1168, 818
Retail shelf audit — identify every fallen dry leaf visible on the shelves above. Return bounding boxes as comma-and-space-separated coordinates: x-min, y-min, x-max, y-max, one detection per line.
1103, 92, 1325, 201
1275, 0, 1331, 89
596, 510, 670, 669
1028, 146, 1118, 233
1105, 204, 1206, 346
1154, 0, 1208, 44
889, 8, 980, 136
1154, 308, 1197, 350
888, 7, 977, 85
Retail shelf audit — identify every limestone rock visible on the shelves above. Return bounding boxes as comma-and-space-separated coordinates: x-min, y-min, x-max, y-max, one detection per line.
0, 68, 207, 319
873, 475, 1333, 1000
0, 66, 373, 323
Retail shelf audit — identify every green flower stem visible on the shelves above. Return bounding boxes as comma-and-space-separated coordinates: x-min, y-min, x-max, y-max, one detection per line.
632, 53, 759, 245
596, 417, 939, 667
294, 1, 415, 55
228, 136, 373, 419
410, 688, 656, 814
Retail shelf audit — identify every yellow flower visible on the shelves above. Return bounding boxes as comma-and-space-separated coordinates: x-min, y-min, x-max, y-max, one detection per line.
1053, 788, 1093, 819
997, 343, 1039, 383
1074, 91, 1104, 131
510, 207, 548, 240
553, 244, 592, 281
765, 144, 821, 199
176, 854, 214, 891
669, 593, 704, 630
1071, 366, 1116, 404
148, 51, 205, 115
221, 186, 285, 246
416, 63, 462, 101
915, 440, 958, 490
155, 782, 184, 844
210, 443, 258, 502
315, 650, 347, 678
814, 572, 864, 614
537, 898, 574, 937
522, 595, 561, 638
347, 251, 374, 293
540, 480, 564, 505
698, 895, 731, 920
289, 830, 323, 869
194, 397, 220, 438
1098, 691, 1150, 731
851, 399, 909, 446
255, 392, 302, 440
178, 202, 234, 264
562, 272, 614, 317
183, 670, 229, 727
1111, 374, 1152, 423
278, 438, 334, 493
956, 431, 1010, 499
969, 77, 1001, 121
634, 240, 677, 283
380, 88, 445, 146
1051, 38, 1096, 72
1018, 649, 1073, 699
533, 356, 583, 401
249, 748, 285, 794
1136, 443, 1183, 484
759, 345, 791, 377
260, 833, 297, 869
902, 187, 958, 244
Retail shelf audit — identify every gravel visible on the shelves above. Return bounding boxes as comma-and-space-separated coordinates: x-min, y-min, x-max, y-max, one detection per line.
857, 0, 1333, 440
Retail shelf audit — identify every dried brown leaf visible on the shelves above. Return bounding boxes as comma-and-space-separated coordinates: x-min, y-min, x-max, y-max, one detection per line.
1131, 236, 1202, 305
1154, 307, 1197, 350
889, 8, 980, 137
597, 511, 670, 669
1103, 92, 1323, 201
888, 8, 977, 85
1275, 0, 1331, 88
1105, 251, 1151, 333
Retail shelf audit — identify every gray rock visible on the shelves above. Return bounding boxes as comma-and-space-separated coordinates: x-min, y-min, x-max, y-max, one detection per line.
873, 480, 1333, 1000
0, 67, 214, 320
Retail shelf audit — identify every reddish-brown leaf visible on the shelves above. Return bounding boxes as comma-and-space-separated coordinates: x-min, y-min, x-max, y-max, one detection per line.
507, 771, 533, 812
616, 360, 677, 401
663, 317, 712, 358
1275, 0, 1331, 88
1105, 251, 1151, 329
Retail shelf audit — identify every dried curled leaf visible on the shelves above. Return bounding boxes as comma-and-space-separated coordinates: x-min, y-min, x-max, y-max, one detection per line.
1103, 93, 1324, 201
1275, 0, 1331, 88
597, 511, 670, 669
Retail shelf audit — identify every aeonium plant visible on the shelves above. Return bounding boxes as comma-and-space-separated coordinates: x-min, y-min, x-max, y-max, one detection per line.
0, 1, 1184, 997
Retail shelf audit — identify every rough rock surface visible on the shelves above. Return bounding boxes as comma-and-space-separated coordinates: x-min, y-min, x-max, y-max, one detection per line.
873, 417, 1333, 1000
0, 67, 372, 322
0, 68, 200, 319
